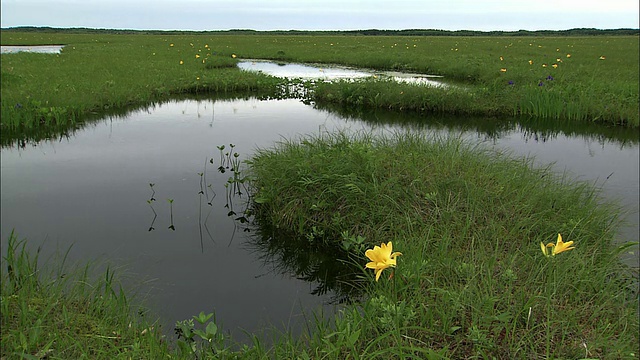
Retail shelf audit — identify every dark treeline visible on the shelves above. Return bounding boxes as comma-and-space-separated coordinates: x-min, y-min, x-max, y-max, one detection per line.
2, 26, 639, 36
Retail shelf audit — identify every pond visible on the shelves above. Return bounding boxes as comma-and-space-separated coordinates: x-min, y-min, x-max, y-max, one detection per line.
238, 59, 446, 86
1, 63, 638, 342
1, 45, 65, 54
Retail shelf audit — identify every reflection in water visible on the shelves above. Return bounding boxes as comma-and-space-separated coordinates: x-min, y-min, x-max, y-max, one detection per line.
246, 224, 365, 303
315, 102, 639, 148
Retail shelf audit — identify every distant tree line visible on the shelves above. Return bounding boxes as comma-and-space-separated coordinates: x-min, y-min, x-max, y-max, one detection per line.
1, 26, 638, 36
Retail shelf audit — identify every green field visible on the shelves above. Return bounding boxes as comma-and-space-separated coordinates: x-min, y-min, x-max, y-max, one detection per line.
1, 30, 639, 139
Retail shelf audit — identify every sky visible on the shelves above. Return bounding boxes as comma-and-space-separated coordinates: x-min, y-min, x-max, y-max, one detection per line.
1, 0, 639, 31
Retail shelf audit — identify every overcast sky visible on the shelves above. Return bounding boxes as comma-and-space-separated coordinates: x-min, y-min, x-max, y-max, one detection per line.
1, 0, 638, 31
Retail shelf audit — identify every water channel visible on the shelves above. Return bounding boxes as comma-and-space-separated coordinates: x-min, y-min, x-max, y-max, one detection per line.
1, 60, 638, 342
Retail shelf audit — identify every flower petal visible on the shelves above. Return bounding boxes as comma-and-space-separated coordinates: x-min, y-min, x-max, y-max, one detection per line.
375, 268, 383, 281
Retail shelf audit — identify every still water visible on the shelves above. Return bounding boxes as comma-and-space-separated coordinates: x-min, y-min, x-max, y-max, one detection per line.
238, 59, 446, 86
1, 101, 638, 339
1, 45, 65, 54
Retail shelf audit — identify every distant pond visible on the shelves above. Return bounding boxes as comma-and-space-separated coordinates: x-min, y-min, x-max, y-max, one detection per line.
1, 45, 65, 54
1, 60, 638, 342
238, 59, 446, 86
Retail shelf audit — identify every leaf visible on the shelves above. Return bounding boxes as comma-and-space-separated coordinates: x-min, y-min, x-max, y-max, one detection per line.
347, 329, 361, 346
253, 197, 269, 204
205, 322, 218, 337
194, 311, 213, 324
193, 329, 207, 340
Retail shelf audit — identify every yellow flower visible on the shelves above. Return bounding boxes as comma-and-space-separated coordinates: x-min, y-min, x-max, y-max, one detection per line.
540, 233, 575, 257
170, 43, 174, 47
231, 54, 237, 58
500, 68, 507, 72
195, 54, 200, 58
599, 55, 606, 60
566, 54, 571, 58
179, 60, 184, 65
528, 60, 533, 65
365, 241, 402, 281
499, 56, 504, 61
542, 63, 548, 68
552, 63, 558, 68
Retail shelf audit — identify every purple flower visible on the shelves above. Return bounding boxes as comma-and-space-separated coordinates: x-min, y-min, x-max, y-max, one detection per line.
538, 81, 544, 86
546, 75, 554, 81
508, 80, 514, 85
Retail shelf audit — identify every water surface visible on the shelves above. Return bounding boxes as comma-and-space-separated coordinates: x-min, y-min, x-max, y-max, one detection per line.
2, 99, 638, 341
1, 45, 64, 54
238, 59, 445, 86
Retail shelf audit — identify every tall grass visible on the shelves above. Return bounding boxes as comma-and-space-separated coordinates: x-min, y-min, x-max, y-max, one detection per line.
1, 32, 284, 136
248, 131, 639, 358
2, 32, 638, 135
0, 232, 171, 358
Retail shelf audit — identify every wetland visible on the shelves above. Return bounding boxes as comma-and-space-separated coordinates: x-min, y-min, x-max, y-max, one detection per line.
1, 30, 638, 359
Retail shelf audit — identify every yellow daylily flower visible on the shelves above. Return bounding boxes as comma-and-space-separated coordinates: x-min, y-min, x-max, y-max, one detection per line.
365, 241, 402, 281
553, 233, 575, 254
541, 233, 575, 257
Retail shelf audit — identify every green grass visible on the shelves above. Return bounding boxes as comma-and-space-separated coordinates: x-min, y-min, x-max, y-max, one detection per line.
0, 233, 171, 359
248, 131, 639, 358
0, 32, 284, 141
1, 31, 638, 141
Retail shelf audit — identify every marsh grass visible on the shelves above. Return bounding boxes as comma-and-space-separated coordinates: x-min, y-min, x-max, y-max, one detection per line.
1, 32, 284, 138
1, 32, 638, 136
0, 233, 170, 359
248, 131, 639, 358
